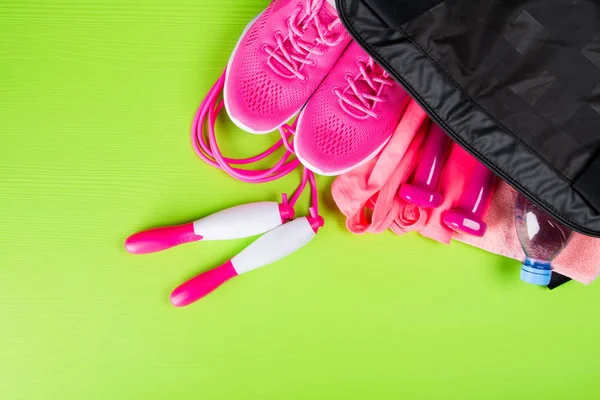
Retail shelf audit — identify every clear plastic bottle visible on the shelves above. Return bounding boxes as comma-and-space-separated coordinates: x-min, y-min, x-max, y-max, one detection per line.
515, 194, 573, 285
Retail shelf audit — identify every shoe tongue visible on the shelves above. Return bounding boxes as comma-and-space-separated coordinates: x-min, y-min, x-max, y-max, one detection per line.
346, 72, 381, 115
352, 81, 376, 112
355, 66, 380, 97
354, 80, 373, 96
299, 4, 338, 42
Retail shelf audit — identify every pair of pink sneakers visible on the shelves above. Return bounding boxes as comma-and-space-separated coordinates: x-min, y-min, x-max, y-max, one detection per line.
224, 0, 410, 175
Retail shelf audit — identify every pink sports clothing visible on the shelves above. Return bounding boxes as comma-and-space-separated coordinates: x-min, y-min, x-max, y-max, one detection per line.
224, 0, 351, 134
294, 41, 411, 175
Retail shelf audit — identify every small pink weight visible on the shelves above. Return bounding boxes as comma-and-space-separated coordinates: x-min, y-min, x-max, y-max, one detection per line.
443, 161, 496, 237
398, 124, 450, 208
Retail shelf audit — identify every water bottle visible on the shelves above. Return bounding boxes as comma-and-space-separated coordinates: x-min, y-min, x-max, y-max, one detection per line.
515, 194, 573, 285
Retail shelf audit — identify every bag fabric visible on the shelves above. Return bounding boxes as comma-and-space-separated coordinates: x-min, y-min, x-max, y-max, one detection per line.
336, 0, 600, 236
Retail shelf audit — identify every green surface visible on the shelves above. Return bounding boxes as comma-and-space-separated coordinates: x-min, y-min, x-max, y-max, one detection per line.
1, 1, 600, 398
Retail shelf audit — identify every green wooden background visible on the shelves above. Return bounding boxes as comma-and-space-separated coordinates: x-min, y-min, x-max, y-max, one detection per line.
2, 0, 600, 398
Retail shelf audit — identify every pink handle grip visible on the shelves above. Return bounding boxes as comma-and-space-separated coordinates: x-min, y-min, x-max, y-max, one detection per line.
443, 161, 496, 237
170, 261, 238, 307
125, 223, 202, 254
398, 125, 450, 208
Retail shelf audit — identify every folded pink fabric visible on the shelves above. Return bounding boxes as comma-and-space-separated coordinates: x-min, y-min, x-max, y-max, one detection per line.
332, 100, 600, 284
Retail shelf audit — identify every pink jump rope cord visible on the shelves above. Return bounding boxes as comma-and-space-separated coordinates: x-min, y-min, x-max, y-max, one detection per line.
191, 70, 319, 216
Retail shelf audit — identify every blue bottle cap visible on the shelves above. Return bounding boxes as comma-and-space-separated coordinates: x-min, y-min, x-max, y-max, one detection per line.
520, 264, 552, 286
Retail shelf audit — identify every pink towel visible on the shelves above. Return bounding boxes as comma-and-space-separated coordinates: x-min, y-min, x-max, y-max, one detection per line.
332, 100, 600, 284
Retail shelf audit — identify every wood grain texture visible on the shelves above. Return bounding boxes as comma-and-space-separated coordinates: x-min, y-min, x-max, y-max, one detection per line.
2, 1, 600, 399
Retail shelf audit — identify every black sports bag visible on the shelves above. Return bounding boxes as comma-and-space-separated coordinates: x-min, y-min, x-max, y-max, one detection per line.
337, 0, 600, 237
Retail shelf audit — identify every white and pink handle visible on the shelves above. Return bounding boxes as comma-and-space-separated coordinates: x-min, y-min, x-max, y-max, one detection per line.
170, 215, 324, 307
125, 201, 294, 254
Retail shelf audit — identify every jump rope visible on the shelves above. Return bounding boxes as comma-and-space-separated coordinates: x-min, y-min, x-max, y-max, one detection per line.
125, 71, 324, 307
191, 71, 319, 217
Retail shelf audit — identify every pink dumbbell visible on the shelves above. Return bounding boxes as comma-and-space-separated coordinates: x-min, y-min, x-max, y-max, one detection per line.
442, 161, 496, 237
398, 124, 450, 208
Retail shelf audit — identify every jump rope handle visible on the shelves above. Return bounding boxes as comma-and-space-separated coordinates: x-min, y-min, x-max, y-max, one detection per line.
124, 201, 294, 254
170, 215, 324, 307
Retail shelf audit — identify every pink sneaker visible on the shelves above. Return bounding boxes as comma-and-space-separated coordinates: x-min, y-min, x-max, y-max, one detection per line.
294, 42, 411, 175
224, 0, 351, 134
